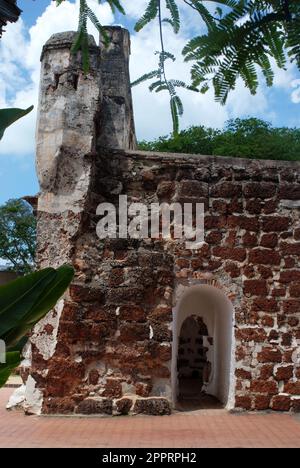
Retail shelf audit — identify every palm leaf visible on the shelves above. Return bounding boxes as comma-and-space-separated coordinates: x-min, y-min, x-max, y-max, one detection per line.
0, 266, 74, 348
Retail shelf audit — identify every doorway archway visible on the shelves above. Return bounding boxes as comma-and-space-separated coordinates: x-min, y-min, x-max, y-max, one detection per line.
172, 285, 235, 410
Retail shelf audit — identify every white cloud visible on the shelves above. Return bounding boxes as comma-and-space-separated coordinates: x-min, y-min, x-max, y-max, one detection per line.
272, 61, 297, 89
0, 0, 299, 156
0, 19, 28, 98
226, 78, 269, 118
121, 0, 148, 18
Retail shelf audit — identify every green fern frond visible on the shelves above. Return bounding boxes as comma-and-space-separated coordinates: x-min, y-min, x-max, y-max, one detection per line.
70, 30, 83, 55
168, 79, 199, 92
131, 71, 160, 87
170, 96, 179, 135
240, 60, 259, 94
257, 52, 274, 87
135, 0, 159, 32
183, 0, 300, 104
173, 95, 184, 116
86, 6, 110, 45
149, 80, 163, 91
286, 17, 300, 68
199, 83, 209, 94
81, 31, 90, 74
154, 84, 170, 92
156, 50, 176, 62
188, 1, 218, 31
162, 18, 177, 29
70, 0, 89, 73
106, 0, 126, 15
166, 0, 180, 33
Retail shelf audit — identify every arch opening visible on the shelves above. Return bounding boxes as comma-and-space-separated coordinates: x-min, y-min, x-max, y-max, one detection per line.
172, 285, 235, 411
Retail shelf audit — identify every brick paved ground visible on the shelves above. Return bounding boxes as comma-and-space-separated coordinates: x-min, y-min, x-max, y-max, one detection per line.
1, 388, 300, 448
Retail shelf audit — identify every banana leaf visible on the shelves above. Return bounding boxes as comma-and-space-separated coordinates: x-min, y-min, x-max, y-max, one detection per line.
0, 265, 74, 388
0, 106, 34, 140
0, 265, 74, 349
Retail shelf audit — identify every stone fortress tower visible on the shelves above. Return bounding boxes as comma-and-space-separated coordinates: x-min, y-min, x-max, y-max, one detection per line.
16, 27, 300, 416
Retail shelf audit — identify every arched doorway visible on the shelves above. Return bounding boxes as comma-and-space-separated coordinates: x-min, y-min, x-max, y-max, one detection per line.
172, 285, 235, 410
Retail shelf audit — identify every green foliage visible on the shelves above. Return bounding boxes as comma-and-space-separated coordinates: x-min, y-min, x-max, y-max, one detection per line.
56, 0, 125, 74
0, 199, 36, 274
139, 117, 300, 161
0, 106, 33, 141
139, 124, 216, 154
132, 0, 300, 133
132, 49, 198, 135
135, 0, 160, 32
183, 1, 300, 104
0, 265, 74, 387
165, 0, 180, 33
132, 1, 199, 135
53, 1, 300, 135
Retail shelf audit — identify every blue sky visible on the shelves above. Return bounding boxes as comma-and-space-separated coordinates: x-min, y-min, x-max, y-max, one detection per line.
0, 0, 299, 206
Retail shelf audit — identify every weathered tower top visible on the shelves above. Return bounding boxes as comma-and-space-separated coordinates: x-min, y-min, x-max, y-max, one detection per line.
98, 26, 137, 150
36, 27, 137, 215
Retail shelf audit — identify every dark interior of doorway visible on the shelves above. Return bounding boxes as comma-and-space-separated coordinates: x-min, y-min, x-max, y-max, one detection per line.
176, 315, 222, 411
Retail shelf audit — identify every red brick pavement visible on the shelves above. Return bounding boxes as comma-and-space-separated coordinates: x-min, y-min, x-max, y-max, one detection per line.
1, 388, 300, 448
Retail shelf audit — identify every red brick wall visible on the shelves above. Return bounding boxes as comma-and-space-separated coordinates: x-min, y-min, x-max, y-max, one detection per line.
30, 150, 300, 414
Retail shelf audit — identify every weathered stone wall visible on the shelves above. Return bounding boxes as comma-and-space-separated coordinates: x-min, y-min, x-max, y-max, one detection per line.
18, 29, 300, 416
27, 147, 300, 415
